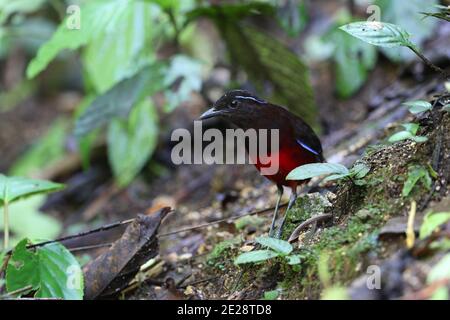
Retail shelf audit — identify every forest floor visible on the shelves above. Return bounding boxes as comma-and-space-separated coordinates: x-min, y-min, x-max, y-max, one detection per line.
1, 55, 449, 300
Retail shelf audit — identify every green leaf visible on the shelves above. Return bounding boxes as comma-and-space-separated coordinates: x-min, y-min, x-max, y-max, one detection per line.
350, 163, 371, 179
255, 237, 293, 255
339, 21, 413, 48
403, 100, 432, 114
402, 123, 420, 134
74, 64, 165, 138
327, 23, 377, 98
27, 0, 131, 79
419, 212, 450, 239
0, 175, 64, 205
9, 119, 68, 177
107, 99, 159, 187
287, 254, 302, 265
402, 166, 432, 197
263, 290, 279, 300
83, 1, 158, 92
6, 239, 84, 299
388, 131, 414, 143
375, 0, 439, 62
411, 136, 428, 143
287, 163, 349, 181
443, 104, 450, 113
234, 250, 279, 265
1, 196, 62, 244
163, 55, 203, 112
323, 173, 349, 182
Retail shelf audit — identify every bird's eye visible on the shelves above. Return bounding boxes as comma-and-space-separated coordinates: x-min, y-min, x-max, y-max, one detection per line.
230, 100, 239, 108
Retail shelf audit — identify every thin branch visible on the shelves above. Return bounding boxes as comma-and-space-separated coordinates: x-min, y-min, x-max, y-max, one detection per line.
4, 218, 136, 256
408, 45, 450, 80
288, 213, 333, 242
158, 203, 286, 238
0, 285, 33, 298
3, 204, 283, 256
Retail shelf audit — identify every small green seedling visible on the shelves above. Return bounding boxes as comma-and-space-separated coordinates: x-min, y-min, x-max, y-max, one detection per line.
388, 123, 428, 143
419, 211, 450, 240
0, 174, 64, 249
286, 162, 370, 184
234, 237, 302, 265
402, 165, 432, 197
402, 100, 432, 114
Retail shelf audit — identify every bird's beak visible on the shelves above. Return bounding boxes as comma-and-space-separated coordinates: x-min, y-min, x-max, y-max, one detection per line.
199, 107, 222, 120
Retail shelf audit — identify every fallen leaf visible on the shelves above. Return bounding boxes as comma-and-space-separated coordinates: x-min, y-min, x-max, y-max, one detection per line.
83, 207, 170, 299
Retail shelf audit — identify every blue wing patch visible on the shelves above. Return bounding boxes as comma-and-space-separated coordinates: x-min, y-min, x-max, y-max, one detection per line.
297, 139, 320, 156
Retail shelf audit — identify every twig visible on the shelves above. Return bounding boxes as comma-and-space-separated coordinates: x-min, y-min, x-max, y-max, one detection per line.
408, 45, 450, 80
3, 204, 281, 256
0, 285, 33, 298
288, 214, 333, 242
179, 275, 221, 289
68, 243, 113, 252
4, 218, 136, 256
158, 203, 286, 238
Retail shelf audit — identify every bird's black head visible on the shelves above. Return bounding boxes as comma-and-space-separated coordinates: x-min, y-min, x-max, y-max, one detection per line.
199, 90, 266, 121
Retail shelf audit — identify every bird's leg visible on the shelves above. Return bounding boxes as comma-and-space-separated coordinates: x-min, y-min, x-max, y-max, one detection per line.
275, 188, 298, 239
269, 185, 283, 237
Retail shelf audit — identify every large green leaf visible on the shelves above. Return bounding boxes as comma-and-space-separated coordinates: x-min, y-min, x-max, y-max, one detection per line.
9, 119, 68, 177
234, 250, 279, 265
6, 239, 84, 299
0, 175, 64, 205
255, 236, 293, 255
0, 196, 62, 245
26, 0, 131, 79
74, 64, 165, 138
107, 99, 159, 187
287, 163, 349, 181
328, 28, 377, 98
83, 0, 158, 92
374, 0, 438, 61
339, 21, 413, 48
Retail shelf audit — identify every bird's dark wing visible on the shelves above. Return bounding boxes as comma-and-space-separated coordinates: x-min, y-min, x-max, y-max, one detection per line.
290, 114, 324, 162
